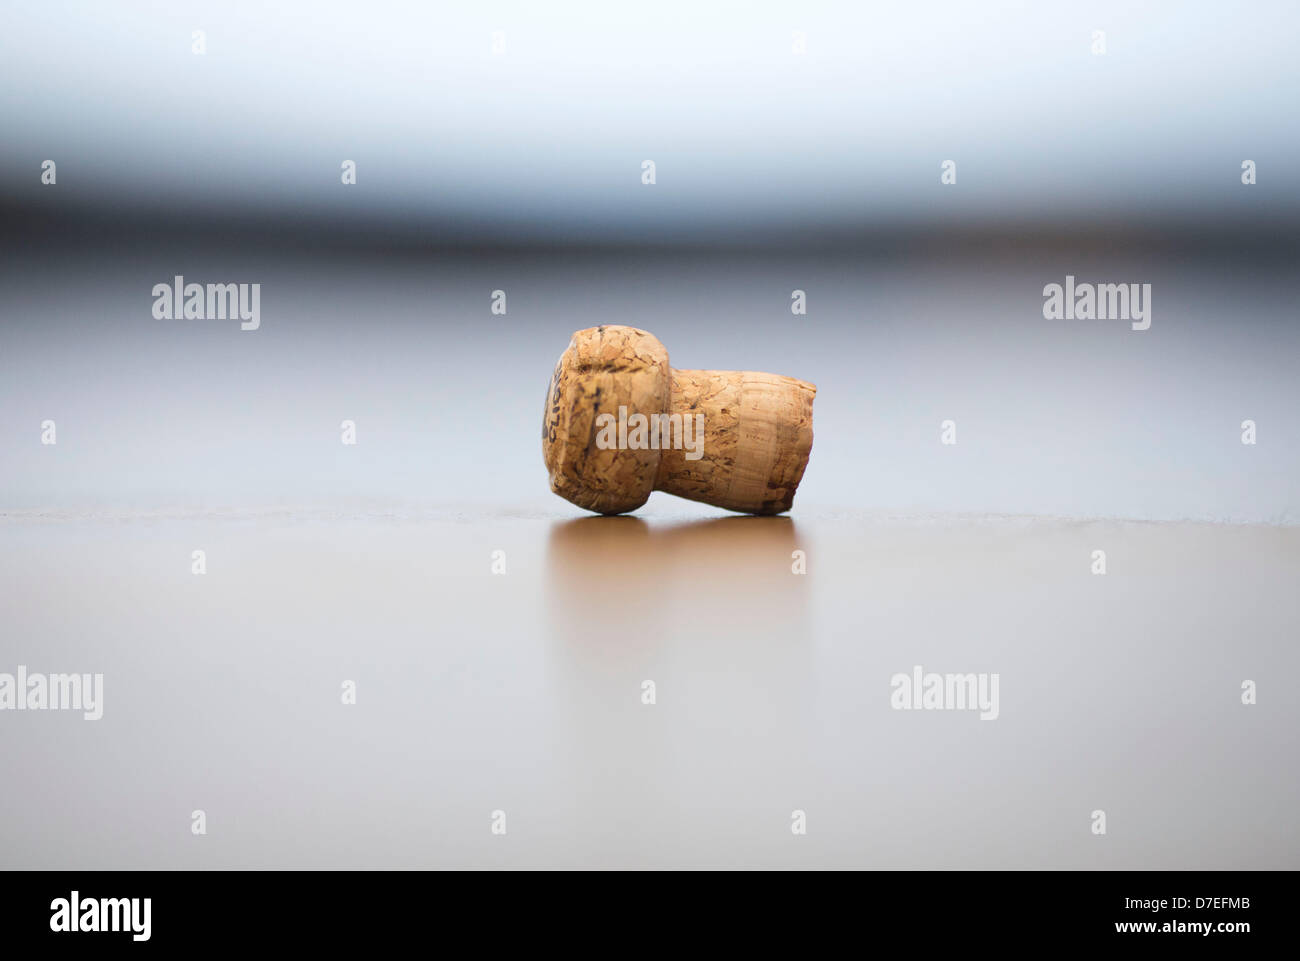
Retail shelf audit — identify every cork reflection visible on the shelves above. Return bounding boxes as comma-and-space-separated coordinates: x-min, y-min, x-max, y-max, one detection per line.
544, 514, 809, 646
543, 514, 814, 857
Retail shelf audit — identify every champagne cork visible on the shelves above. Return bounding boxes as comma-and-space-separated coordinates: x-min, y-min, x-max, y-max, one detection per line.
542, 325, 815, 515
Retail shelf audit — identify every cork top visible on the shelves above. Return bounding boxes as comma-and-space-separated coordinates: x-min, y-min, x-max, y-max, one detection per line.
543, 326, 671, 514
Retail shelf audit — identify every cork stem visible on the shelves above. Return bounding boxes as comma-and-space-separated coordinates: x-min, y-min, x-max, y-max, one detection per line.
654, 368, 816, 515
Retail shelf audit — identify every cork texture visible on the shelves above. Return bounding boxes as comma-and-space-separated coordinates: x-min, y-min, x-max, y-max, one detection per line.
543, 325, 815, 515
656, 369, 816, 514
543, 325, 671, 514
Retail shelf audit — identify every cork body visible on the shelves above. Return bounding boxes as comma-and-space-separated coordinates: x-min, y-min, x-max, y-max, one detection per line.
656, 369, 816, 514
543, 325, 816, 515
543, 326, 670, 514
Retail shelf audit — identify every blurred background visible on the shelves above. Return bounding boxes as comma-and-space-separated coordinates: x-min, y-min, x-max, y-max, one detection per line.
1, 0, 1298, 520
2, 0, 1298, 520
1, 2, 1297, 870
3, 0, 1298, 241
